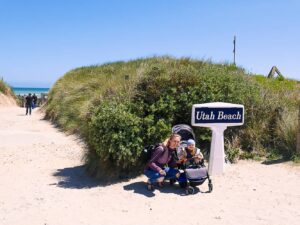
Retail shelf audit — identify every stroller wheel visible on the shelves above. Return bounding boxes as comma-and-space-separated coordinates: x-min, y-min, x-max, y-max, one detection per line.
186, 186, 195, 195
179, 181, 188, 188
208, 181, 213, 193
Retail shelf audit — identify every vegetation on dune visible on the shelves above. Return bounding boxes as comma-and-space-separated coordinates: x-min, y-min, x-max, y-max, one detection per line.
0, 79, 12, 95
0, 79, 16, 99
45, 57, 300, 179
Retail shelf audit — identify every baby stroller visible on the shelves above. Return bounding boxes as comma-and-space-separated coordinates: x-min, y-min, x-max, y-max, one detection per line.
172, 124, 213, 195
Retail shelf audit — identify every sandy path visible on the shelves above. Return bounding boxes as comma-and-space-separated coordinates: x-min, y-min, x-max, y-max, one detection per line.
0, 106, 300, 225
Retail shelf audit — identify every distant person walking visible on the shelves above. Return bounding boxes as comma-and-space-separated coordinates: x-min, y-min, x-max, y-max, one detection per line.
32, 93, 38, 108
25, 93, 33, 115
21, 95, 26, 107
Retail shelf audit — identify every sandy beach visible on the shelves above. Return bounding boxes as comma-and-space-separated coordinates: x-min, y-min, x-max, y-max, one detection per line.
0, 106, 300, 225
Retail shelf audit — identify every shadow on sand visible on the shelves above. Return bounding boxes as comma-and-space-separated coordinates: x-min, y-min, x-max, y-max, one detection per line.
261, 158, 289, 165
51, 165, 101, 189
123, 181, 208, 197
123, 181, 156, 197
51, 165, 210, 196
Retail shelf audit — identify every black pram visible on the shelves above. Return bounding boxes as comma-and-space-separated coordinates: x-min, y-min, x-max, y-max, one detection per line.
172, 124, 213, 194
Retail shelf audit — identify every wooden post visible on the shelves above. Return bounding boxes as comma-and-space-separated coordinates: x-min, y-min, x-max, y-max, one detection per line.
297, 105, 300, 154
233, 36, 236, 65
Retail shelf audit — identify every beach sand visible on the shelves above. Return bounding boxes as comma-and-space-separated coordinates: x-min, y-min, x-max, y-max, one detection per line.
0, 106, 300, 225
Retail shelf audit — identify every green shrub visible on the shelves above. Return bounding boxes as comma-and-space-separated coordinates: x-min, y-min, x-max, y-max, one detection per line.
225, 146, 240, 163
239, 151, 257, 160
133, 62, 263, 152
87, 100, 143, 178
291, 153, 300, 163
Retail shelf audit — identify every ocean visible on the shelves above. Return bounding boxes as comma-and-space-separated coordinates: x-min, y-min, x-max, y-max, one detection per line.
12, 87, 50, 96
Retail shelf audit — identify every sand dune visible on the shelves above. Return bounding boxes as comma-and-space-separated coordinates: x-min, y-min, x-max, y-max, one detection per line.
0, 106, 299, 225
0, 93, 17, 106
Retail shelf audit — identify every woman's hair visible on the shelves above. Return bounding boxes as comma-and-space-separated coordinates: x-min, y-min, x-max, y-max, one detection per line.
164, 133, 181, 147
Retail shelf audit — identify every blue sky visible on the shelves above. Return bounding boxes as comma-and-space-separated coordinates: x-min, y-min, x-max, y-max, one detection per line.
0, 0, 299, 87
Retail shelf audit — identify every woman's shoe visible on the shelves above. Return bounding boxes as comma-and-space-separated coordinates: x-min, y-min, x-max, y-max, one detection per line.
147, 180, 154, 191
157, 182, 164, 187
147, 184, 154, 191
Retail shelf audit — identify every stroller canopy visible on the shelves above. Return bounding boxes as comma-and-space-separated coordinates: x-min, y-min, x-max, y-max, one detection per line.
172, 124, 195, 141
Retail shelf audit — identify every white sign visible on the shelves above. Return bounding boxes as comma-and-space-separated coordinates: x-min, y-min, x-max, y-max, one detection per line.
192, 102, 244, 175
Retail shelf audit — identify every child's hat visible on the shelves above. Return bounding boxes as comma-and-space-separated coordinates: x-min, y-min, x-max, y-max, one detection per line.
187, 139, 195, 146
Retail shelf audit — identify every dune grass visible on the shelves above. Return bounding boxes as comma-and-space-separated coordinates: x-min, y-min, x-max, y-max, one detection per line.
0, 79, 15, 97
0, 80, 9, 94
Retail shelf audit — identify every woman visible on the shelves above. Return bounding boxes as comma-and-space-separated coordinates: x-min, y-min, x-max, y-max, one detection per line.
144, 133, 181, 190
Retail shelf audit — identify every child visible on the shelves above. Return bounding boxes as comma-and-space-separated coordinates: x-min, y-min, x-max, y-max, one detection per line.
182, 139, 203, 167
